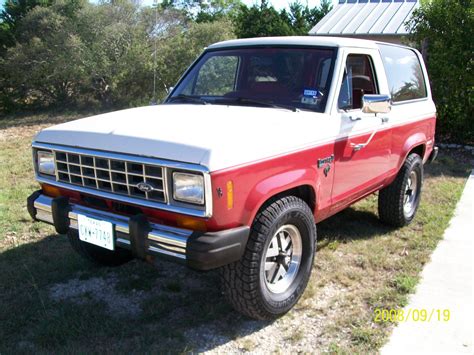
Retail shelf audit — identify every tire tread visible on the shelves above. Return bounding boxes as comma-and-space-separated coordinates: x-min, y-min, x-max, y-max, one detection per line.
221, 196, 316, 320
378, 153, 423, 227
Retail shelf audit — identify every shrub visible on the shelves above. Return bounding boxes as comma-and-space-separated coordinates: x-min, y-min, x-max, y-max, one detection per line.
409, 0, 474, 144
0, 1, 235, 113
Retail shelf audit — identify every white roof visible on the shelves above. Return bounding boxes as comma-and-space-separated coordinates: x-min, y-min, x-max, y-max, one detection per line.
309, 0, 419, 37
207, 36, 382, 50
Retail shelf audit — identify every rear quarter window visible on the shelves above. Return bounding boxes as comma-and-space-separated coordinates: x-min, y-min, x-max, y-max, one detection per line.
378, 44, 427, 103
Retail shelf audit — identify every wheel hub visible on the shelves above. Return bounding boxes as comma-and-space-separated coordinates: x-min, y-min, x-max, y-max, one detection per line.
262, 224, 303, 294
403, 171, 418, 216
275, 252, 291, 267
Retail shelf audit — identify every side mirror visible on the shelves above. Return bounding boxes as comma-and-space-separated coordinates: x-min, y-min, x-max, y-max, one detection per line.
362, 94, 391, 114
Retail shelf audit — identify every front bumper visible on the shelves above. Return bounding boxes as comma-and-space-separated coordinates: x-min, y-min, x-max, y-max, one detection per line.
27, 191, 249, 270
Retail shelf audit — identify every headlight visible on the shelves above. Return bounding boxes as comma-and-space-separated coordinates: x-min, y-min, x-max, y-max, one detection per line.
37, 150, 55, 176
173, 172, 204, 205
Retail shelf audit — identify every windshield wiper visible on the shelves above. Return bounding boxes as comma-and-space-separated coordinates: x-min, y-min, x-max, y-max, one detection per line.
167, 94, 209, 105
224, 97, 299, 112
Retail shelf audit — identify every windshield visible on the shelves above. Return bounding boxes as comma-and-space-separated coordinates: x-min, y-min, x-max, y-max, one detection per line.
167, 47, 337, 113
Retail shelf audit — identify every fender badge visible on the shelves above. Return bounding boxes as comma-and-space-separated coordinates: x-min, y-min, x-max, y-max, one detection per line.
317, 154, 334, 168
323, 164, 331, 177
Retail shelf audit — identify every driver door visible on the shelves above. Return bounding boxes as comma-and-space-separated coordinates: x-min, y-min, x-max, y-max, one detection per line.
331, 50, 392, 212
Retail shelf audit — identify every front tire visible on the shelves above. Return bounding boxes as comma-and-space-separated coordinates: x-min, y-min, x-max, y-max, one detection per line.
68, 229, 133, 266
221, 196, 316, 320
378, 153, 423, 227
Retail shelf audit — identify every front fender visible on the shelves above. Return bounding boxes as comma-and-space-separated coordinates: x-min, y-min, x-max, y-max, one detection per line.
241, 168, 319, 226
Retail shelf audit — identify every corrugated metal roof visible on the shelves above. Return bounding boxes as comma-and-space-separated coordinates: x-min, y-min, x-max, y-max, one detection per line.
309, 0, 419, 36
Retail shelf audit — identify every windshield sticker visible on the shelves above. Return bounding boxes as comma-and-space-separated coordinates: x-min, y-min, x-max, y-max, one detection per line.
302, 88, 322, 105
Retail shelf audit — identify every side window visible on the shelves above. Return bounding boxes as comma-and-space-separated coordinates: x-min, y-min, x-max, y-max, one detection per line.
338, 54, 378, 110
378, 44, 427, 102
193, 56, 239, 96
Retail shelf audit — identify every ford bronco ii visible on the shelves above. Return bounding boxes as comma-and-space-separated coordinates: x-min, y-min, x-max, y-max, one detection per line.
28, 37, 438, 320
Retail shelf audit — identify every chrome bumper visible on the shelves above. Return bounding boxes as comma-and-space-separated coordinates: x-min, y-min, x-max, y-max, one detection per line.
28, 192, 250, 270
34, 194, 190, 260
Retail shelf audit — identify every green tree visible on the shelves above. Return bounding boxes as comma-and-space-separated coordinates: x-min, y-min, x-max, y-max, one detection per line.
195, 0, 242, 22
233, 0, 293, 38
73, 0, 153, 107
286, 1, 333, 35
0, 0, 235, 112
0, 1, 152, 110
408, 0, 474, 143
1, 4, 87, 109
0, 0, 53, 53
0, 0, 52, 27
303, 0, 332, 29
154, 18, 235, 97
158, 0, 241, 22
233, 0, 332, 38
287, 2, 307, 35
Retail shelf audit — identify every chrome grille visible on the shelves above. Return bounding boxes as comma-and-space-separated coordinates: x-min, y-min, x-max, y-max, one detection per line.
53, 151, 167, 203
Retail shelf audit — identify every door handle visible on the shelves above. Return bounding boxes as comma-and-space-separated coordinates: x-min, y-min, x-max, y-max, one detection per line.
350, 129, 377, 152
348, 116, 388, 123
351, 143, 365, 151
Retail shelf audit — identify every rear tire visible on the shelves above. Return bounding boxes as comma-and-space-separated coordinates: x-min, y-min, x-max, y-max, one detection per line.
68, 229, 133, 266
378, 153, 423, 227
220, 196, 316, 320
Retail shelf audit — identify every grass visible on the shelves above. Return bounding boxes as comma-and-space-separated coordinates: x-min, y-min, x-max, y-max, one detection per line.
0, 113, 471, 353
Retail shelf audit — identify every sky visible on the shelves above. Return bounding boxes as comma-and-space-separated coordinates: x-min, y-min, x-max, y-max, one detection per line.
0, 0, 333, 12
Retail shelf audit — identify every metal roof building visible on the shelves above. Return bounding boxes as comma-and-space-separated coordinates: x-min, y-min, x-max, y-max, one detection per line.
309, 0, 420, 44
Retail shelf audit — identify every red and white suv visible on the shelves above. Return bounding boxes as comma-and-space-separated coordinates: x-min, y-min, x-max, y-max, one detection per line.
28, 36, 438, 319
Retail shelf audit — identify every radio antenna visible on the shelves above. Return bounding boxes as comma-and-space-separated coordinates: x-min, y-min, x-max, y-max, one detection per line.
151, 0, 158, 105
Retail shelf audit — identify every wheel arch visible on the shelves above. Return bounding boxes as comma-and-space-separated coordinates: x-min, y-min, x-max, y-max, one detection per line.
398, 133, 427, 171
384, 135, 426, 196
260, 184, 316, 213
407, 144, 425, 161
242, 168, 318, 227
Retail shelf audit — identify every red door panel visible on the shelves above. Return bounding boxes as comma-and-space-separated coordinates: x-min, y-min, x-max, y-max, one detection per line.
331, 127, 392, 212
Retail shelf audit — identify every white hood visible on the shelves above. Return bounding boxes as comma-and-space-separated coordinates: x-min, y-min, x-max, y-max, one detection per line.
35, 104, 328, 172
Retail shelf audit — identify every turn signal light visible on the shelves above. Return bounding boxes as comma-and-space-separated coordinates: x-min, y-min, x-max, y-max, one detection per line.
227, 180, 234, 210
176, 216, 207, 232
41, 184, 61, 197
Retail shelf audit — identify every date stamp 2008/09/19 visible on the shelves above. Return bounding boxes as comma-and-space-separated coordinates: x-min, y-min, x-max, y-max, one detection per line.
374, 308, 451, 323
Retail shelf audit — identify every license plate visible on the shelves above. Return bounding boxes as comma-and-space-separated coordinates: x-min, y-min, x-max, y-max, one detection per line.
77, 214, 114, 250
